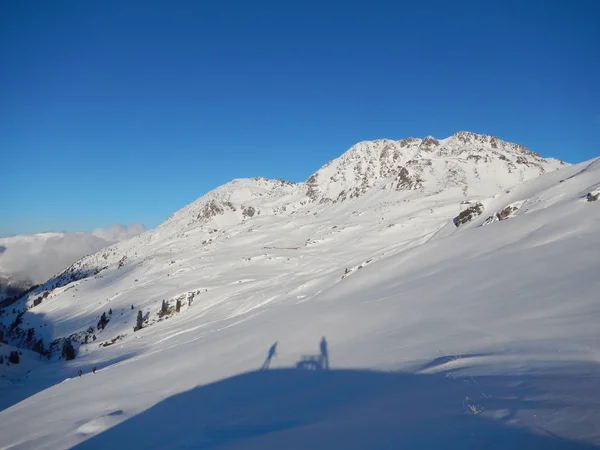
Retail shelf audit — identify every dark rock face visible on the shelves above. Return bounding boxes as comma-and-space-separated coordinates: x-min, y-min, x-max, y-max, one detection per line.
395, 167, 423, 191
306, 174, 320, 201
197, 200, 225, 221
242, 206, 256, 218
453, 202, 484, 227
587, 192, 599, 202
496, 205, 520, 220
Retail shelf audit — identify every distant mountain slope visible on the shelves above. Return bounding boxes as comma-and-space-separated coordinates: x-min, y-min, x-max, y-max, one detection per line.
0, 224, 146, 303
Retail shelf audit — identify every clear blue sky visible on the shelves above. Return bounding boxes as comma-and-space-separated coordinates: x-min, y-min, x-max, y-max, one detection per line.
2, 0, 599, 235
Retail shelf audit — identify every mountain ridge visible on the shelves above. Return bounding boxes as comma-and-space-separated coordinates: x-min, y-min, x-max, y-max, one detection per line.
159, 131, 566, 231
18, 131, 566, 291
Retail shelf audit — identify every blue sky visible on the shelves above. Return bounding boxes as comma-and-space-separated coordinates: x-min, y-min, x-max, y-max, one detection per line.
2, 0, 599, 235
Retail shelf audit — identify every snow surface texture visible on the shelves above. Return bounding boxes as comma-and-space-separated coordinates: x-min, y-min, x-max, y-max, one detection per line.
0, 223, 146, 301
1, 132, 599, 449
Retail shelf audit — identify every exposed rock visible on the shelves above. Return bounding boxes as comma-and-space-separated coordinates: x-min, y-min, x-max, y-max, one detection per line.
419, 136, 439, 151
453, 202, 484, 227
197, 200, 224, 221
395, 167, 423, 191
482, 215, 498, 226
467, 154, 485, 163
587, 192, 599, 202
306, 174, 320, 201
496, 205, 520, 220
222, 201, 237, 211
242, 206, 256, 218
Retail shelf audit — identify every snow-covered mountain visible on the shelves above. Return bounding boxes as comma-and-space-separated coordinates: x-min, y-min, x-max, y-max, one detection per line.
163, 131, 564, 230
44, 131, 565, 275
1, 133, 599, 449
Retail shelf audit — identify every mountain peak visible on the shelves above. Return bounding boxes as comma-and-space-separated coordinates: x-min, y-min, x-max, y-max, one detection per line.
304, 132, 563, 202
136, 133, 566, 239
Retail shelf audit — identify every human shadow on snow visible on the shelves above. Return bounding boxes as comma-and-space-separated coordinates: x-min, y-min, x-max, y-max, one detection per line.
74, 367, 597, 450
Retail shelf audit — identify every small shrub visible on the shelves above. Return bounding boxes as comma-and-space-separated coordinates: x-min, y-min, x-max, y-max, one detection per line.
97, 312, 109, 331
32, 338, 45, 355
8, 351, 20, 364
26, 328, 35, 342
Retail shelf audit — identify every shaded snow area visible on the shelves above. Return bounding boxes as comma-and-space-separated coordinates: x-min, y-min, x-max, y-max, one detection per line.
0, 135, 599, 449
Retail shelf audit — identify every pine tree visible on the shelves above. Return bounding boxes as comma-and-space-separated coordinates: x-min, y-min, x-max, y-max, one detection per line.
9, 351, 20, 364
176, 299, 181, 313
62, 340, 76, 360
97, 312, 109, 330
32, 337, 45, 355
109, 308, 112, 315
160, 300, 168, 316
26, 328, 35, 342
134, 310, 144, 331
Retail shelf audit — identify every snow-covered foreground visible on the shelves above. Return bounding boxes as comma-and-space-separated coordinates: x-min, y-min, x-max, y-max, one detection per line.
0, 140, 599, 448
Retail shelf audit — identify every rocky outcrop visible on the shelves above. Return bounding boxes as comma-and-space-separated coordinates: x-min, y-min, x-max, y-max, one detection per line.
481, 202, 522, 226
197, 200, 225, 221
394, 167, 423, 191
453, 202, 484, 227
242, 206, 257, 218
496, 204, 520, 220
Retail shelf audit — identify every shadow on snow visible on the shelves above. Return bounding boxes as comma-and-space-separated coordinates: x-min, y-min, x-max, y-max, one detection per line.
74, 367, 597, 450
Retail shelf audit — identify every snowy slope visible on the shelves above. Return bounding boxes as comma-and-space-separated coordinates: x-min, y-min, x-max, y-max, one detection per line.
1, 135, 599, 449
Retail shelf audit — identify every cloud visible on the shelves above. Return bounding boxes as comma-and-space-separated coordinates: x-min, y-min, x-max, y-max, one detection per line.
0, 223, 146, 286
91, 222, 146, 242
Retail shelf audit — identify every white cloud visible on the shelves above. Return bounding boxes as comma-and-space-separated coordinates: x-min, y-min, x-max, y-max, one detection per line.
0, 223, 146, 286
91, 222, 146, 242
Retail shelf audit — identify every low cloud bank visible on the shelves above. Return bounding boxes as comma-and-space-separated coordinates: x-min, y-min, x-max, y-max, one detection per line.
0, 223, 146, 286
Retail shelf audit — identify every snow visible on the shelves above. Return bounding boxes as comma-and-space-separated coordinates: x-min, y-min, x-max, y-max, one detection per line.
0, 134, 599, 449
